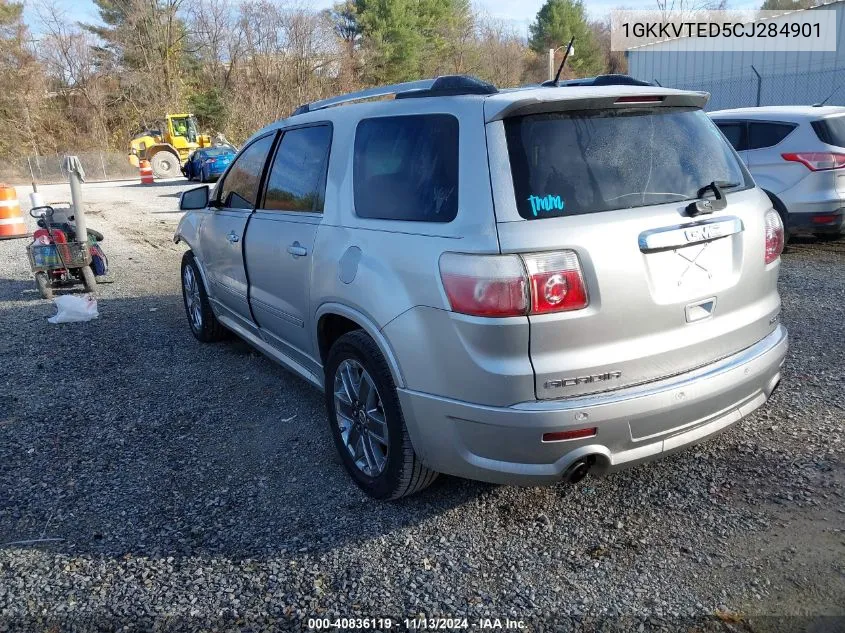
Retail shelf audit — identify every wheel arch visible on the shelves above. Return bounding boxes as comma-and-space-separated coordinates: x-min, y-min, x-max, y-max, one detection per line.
763, 189, 789, 218
315, 303, 406, 389
180, 248, 213, 298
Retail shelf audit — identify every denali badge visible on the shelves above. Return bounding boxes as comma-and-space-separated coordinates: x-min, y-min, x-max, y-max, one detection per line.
545, 371, 622, 390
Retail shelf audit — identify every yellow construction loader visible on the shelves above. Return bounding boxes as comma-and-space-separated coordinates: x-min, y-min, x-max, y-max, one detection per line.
128, 114, 212, 179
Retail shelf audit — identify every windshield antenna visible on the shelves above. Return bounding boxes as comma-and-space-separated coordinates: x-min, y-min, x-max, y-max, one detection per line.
551, 37, 575, 86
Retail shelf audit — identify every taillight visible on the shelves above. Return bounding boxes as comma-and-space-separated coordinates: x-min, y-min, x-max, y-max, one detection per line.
439, 250, 588, 317
764, 208, 784, 265
522, 251, 588, 313
781, 152, 845, 171
439, 253, 528, 317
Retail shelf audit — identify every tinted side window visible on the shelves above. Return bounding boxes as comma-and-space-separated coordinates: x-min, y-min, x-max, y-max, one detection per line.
747, 122, 795, 150
715, 122, 746, 151
354, 114, 458, 222
263, 125, 332, 212
219, 134, 275, 209
812, 116, 845, 147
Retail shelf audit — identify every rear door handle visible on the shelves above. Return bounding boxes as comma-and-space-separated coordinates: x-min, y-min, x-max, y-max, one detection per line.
287, 242, 308, 257
227, 231, 239, 243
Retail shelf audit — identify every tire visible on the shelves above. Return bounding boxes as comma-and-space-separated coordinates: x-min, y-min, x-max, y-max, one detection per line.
325, 330, 438, 500
35, 272, 52, 300
81, 265, 97, 293
817, 232, 842, 242
181, 251, 227, 342
150, 151, 179, 179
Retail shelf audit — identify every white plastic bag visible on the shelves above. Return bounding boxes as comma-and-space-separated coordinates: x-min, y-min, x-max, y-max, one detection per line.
47, 295, 98, 324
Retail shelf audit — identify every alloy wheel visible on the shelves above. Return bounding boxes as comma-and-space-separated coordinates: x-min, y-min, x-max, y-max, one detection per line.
183, 265, 203, 331
333, 359, 389, 477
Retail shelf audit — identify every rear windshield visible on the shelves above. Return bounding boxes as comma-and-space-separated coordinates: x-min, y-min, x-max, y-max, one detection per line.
812, 116, 845, 147
205, 147, 233, 157
504, 107, 750, 219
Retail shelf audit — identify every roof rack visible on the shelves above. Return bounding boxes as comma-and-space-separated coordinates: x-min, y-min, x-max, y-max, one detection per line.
292, 75, 498, 116
540, 74, 655, 88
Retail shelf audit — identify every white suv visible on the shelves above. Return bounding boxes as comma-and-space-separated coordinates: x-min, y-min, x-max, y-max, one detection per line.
710, 106, 845, 240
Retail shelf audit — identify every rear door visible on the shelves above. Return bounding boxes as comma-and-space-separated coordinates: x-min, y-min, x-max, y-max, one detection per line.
745, 121, 802, 194
200, 132, 276, 329
245, 124, 333, 370
487, 103, 781, 400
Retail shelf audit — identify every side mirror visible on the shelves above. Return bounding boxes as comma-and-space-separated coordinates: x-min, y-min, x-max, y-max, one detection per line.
180, 185, 209, 210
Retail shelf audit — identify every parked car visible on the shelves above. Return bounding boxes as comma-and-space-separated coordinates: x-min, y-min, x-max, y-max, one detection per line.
175, 75, 788, 500
710, 106, 845, 241
183, 146, 236, 182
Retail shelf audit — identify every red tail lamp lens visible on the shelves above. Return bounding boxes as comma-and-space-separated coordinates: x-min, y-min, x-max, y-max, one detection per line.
542, 427, 597, 442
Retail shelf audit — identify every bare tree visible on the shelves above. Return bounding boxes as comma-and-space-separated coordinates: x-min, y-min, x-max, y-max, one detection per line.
36, 1, 113, 145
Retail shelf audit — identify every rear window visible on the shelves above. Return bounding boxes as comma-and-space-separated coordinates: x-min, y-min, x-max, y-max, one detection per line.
812, 116, 845, 147
353, 114, 458, 222
505, 107, 749, 219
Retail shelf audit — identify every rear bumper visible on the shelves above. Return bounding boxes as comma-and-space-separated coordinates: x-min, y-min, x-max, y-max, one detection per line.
787, 208, 844, 235
398, 325, 788, 485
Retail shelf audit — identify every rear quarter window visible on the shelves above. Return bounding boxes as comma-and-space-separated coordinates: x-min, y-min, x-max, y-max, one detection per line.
353, 114, 458, 223
747, 122, 796, 150
504, 107, 750, 220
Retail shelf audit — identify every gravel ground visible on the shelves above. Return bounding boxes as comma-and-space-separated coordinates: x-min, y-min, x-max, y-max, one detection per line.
0, 181, 843, 633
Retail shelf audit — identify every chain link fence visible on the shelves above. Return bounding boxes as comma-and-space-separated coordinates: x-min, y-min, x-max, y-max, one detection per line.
661, 67, 845, 112
0, 151, 140, 186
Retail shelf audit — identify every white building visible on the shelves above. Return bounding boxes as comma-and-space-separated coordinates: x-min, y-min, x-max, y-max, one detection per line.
626, 0, 845, 110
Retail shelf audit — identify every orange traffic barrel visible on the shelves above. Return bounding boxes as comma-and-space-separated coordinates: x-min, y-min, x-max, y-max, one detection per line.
0, 184, 28, 240
139, 160, 154, 184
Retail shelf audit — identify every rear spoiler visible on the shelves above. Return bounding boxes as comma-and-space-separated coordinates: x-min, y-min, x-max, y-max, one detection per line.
485, 90, 710, 122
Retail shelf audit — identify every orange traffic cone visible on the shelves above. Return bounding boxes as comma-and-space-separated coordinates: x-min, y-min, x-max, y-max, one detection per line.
139, 160, 154, 184
0, 184, 28, 240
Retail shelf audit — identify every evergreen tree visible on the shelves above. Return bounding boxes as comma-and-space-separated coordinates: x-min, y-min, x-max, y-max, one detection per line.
529, 0, 603, 77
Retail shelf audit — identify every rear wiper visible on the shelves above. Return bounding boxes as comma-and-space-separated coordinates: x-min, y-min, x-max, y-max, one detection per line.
687, 180, 731, 216
711, 180, 741, 191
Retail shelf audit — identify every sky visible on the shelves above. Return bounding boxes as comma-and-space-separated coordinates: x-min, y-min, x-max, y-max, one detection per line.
23, 0, 763, 38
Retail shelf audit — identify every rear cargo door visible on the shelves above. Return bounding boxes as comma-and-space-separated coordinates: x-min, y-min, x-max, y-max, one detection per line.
812, 114, 845, 202
486, 102, 782, 399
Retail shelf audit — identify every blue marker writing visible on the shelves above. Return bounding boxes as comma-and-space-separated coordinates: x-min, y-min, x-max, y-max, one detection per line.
528, 194, 565, 216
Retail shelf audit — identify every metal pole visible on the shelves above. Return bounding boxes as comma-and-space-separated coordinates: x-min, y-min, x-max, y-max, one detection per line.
100, 152, 107, 181
751, 65, 762, 107
63, 156, 93, 288
548, 48, 555, 81
68, 166, 87, 241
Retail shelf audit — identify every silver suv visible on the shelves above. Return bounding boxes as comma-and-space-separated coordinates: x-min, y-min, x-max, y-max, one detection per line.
710, 106, 845, 241
175, 75, 788, 499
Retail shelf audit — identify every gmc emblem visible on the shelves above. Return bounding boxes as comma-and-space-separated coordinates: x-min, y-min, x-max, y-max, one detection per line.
684, 224, 723, 243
